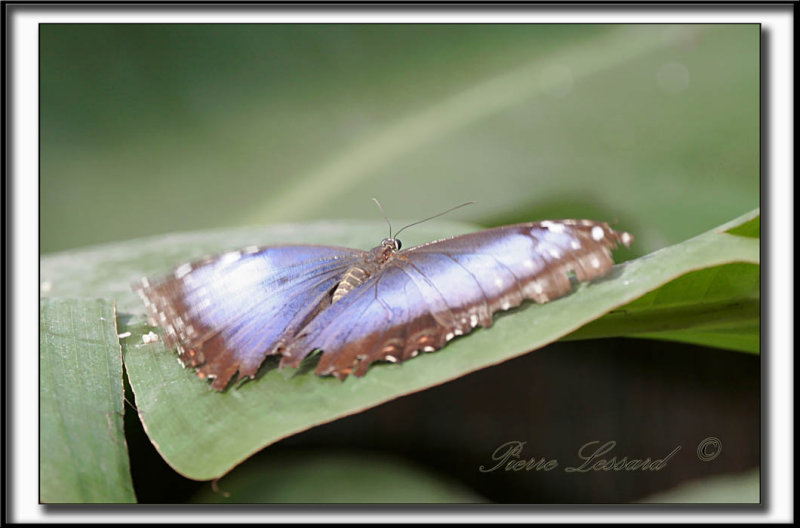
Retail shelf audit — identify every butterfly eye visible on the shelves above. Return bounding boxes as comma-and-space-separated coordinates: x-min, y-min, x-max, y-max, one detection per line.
381, 238, 401, 251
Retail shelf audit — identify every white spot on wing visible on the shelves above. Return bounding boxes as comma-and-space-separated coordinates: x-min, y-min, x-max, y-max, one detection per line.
175, 263, 192, 279
220, 251, 241, 266
592, 226, 605, 241
545, 222, 564, 234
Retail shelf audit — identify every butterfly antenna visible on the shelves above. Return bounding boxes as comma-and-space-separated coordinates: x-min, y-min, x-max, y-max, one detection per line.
394, 201, 476, 239
372, 197, 393, 239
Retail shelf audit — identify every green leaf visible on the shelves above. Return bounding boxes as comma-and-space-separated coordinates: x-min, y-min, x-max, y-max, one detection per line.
638, 324, 759, 353
638, 469, 759, 503
566, 212, 760, 352
726, 215, 760, 238
42, 210, 758, 481
564, 263, 759, 353
190, 450, 487, 503
40, 298, 136, 503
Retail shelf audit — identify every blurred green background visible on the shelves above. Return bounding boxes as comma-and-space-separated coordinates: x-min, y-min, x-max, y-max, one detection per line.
40, 24, 758, 255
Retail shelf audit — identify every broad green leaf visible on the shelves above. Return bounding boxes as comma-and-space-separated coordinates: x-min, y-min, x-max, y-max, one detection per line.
564, 263, 759, 353
190, 450, 486, 503
637, 324, 759, 353
42, 210, 758, 480
638, 469, 759, 503
566, 212, 760, 352
726, 215, 760, 238
40, 298, 136, 503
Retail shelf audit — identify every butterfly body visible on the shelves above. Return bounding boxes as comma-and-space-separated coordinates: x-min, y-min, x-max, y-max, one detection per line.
331, 240, 397, 304
135, 220, 632, 390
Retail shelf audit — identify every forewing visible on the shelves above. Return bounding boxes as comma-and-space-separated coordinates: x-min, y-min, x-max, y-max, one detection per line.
280, 221, 632, 379
134, 245, 365, 389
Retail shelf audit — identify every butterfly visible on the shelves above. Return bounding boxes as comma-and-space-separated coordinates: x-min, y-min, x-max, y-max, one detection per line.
134, 215, 633, 390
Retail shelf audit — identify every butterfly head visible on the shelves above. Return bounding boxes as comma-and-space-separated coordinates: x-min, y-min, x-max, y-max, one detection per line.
371, 198, 472, 256
368, 237, 401, 263
381, 237, 402, 251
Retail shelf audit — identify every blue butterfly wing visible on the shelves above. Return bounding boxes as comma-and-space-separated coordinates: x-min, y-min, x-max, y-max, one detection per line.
135, 244, 366, 389
280, 221, 632, 379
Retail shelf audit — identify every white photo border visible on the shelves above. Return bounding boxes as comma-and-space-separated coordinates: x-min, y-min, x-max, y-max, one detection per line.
7, 2, 793, 523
